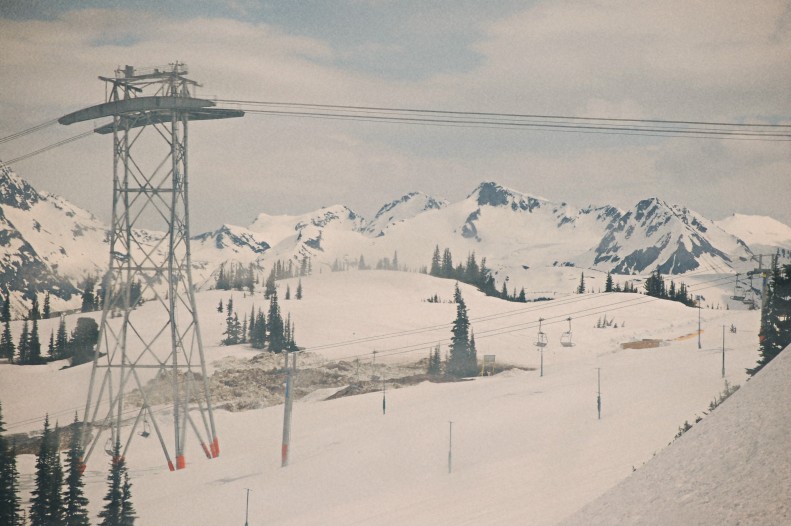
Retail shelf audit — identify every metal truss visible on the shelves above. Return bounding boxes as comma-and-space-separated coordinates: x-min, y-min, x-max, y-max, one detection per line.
59, 63, 243, 470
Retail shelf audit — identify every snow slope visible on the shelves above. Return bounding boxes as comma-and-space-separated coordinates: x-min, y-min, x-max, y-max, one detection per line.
561, 344, 791, 526
717, 213, 791, 252
0, 270, 768, 525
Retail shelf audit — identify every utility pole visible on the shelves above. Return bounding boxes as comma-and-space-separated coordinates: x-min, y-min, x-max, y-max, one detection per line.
697, 302, 702, 349
244, 488, 251, 526
281, 367, 294, 467
596, 368, 602, 420
448, 421, 453, 474
722, 325, 726, 379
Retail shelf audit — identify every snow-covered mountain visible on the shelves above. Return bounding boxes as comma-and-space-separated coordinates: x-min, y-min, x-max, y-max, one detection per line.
589, 198, 754, 274
3, 165, 784, 318
364, 191, 448, 237
716, 213, 791, 253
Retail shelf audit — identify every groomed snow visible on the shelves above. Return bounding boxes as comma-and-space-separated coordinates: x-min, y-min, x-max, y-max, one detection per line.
0, 270, 767, 524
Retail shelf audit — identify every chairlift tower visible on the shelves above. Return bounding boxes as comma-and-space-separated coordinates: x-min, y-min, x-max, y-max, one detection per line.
59, 63, 243, 470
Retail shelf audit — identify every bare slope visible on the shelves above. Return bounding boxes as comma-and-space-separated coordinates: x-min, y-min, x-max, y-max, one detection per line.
560, 345, 791, 526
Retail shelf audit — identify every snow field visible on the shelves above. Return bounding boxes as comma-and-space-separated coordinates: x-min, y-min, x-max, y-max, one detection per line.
0, 270, 761, 524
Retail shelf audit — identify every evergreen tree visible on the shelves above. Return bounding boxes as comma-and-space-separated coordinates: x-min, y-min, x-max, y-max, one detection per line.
17, 321, 30, 365
98, 441, 134, 526
30, 415, 64, 526
427, 344, 441, 376
241, 316, 248, 344
518, 287, 526, 302
267, 292, 285, 353
80, 279, 95, 313
468, 330, 478, 374
0, 293, 9, 323
0, 403, 23, 526
392, 251, 399, 271
749, 262, 791, 375
119, 471, 136, 526
430, 245, 441, 276
55, 318, 68, 361
251, 310, 266, 350
70, 318, 99, 366
447, 284, 474, 377
577, 272, 586, 294
296, 280, 303, 300
0, 320, 14, 362
605, 272, 614, 293
248, 306, 256, 343
264, 269, 276, 299
29, 294, 41, 321
441, 248, 453, 278
500, 281, 508, 299
29, 318, 42, 364
63, 416, 90, 526
48, 331, 55, 360
216, 300, 223, 314
43, 293, 51, 319
285, 285, 291, 300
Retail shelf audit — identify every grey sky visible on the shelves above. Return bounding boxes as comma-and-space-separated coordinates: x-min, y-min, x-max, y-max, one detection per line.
1, 1, 789, 232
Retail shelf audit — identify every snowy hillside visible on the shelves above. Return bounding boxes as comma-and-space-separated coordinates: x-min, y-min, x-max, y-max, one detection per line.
561, 343, 791, 526
717, 213, 791, 252
0, 270, 768, 525
363, 191, 448, 237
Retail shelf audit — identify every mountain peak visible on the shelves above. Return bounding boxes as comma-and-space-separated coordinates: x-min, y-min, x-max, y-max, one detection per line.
0, 162, 41, 210
469, 181, 547, 212
365, 191, 447, 237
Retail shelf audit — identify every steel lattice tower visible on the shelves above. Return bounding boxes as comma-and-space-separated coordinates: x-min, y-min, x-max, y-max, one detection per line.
59, 63, 243, 470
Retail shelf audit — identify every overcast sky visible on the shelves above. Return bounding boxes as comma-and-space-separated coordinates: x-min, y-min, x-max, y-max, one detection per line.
1, 1, 790, 232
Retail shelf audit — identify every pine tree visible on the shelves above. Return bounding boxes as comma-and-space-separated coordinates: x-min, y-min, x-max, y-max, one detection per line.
248, 306, 256, 343
0, 403, 22, 526
430, 245, 441, 276
29, 318, 42, 364
392, 251, 399, 271
43, 293, 51, 320
441, 248, 453, 278
251, 310, 266, 350
81, 279, 95, 313
56, 317, 68, 361
447, 284, 473, 377
70, 318, 99, 366
17, 321, 30, 365
29, 294, 41, 321
427, 344, 441, 376
63, 416, 90, 526
749, 262, 791, 375
98, 441, 134, 526
216, 300, 223, 313
296, 280, 303, 300
30, 415, 64, 526
0, 319, 14, 362
267, 292, 284, 353
285, 285, 291, 300
119, 471, 136, 526
0, 293, 9, 323
577, 272, 586, 294
264, 268, 276, 299
48, 331, 55, 360
605, 272, 614, 293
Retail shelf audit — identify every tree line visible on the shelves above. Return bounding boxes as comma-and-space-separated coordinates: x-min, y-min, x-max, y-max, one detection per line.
750, 261, 791, 375
0, 404, 135, 525
0, 292, 99, 366
219, 291, 298, 354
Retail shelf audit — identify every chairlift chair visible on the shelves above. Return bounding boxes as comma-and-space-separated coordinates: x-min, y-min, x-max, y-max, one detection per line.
560, 317, 574, 347
535, 318, 548, 348
731, 274, 745, 301
104, 436, 114, 456
139, 415, 151, 438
